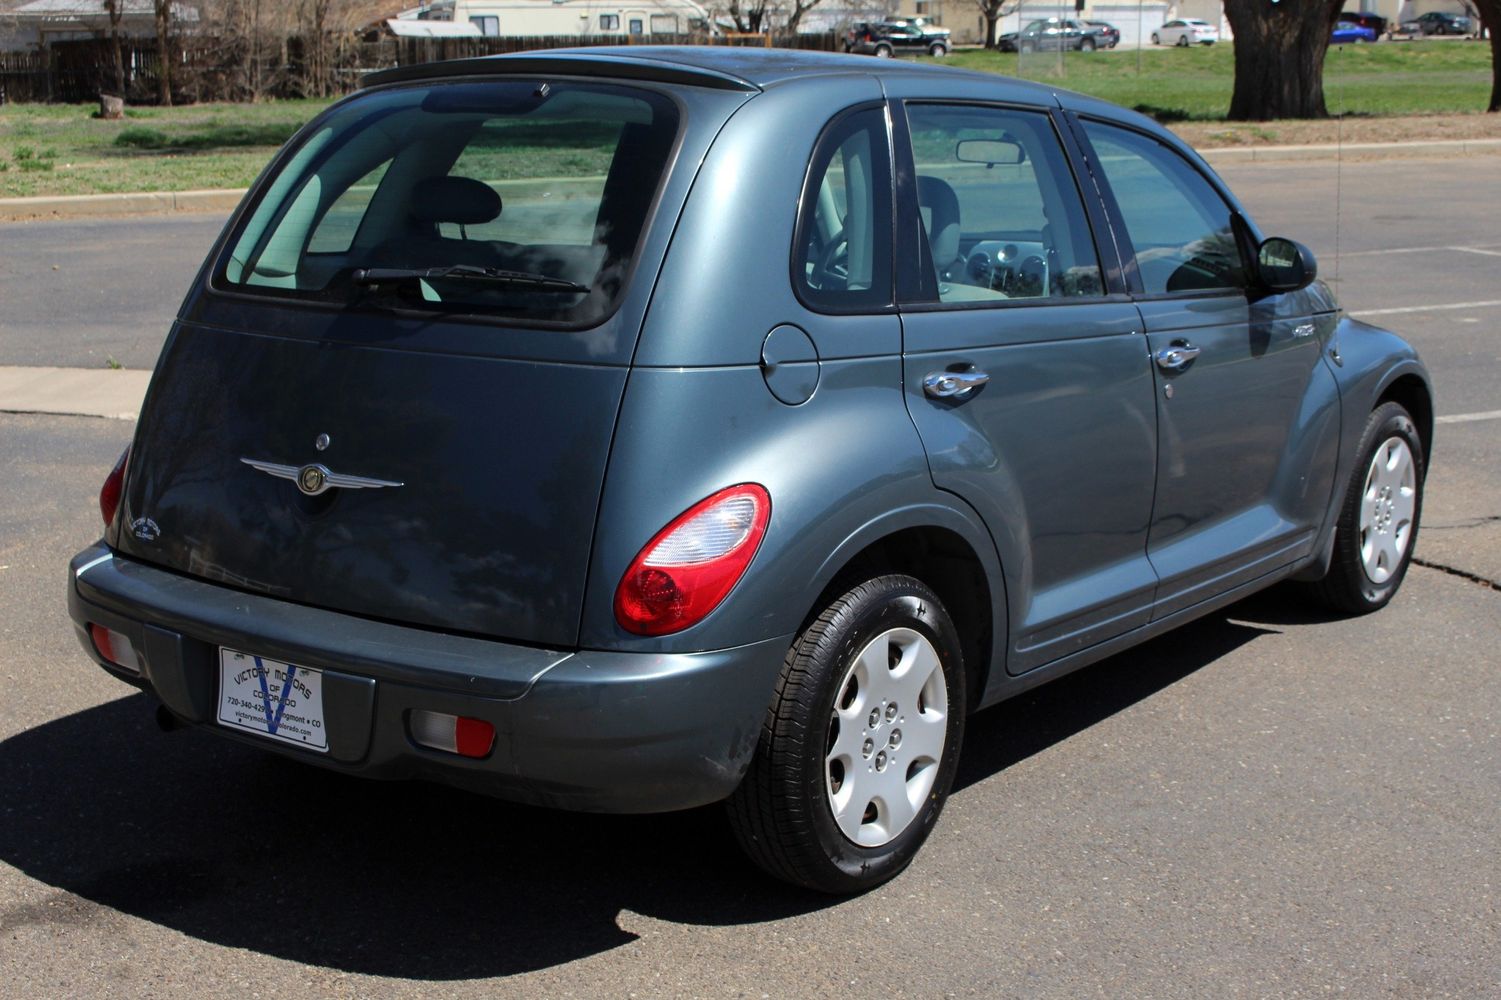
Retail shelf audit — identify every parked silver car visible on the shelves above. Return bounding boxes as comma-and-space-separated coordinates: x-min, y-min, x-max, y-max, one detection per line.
70, 49, 1431, 893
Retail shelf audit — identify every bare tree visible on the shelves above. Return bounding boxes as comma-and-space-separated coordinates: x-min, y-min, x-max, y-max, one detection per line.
1222, 0, 1345, 120
975, 0, 1017, 48
724, 0, 770, 33
782, 0, 825, 36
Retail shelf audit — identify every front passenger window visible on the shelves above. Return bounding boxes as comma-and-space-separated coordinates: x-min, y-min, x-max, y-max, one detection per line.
1080, 120, 1246, 295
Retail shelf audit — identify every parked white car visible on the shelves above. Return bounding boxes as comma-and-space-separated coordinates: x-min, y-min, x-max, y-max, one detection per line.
1152, 18, 1219, 45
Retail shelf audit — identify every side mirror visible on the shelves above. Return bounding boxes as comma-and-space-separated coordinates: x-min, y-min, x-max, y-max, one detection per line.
1257, 236, 1317, 293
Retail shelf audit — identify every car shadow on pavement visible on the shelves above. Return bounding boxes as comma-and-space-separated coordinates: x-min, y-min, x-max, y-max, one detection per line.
0, 597, 1288, 980
954, 603, 1280, 793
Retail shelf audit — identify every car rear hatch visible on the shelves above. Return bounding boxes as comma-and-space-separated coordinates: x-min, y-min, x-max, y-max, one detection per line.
112, 73, 753, 649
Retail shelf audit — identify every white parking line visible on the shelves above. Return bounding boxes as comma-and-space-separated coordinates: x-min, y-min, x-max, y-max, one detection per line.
1352, 299, 1501, 318
1339, 244, 1501, 258
1436, 410, 1501, 425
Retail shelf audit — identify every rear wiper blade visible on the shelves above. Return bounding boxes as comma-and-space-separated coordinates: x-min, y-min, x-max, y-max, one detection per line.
352, 265, 589, 294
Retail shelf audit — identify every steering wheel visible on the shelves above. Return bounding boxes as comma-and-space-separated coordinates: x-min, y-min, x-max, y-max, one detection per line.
811, 227, 849, 290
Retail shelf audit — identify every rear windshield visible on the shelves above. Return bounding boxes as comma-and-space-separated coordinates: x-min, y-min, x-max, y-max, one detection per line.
217, 80, 680, 328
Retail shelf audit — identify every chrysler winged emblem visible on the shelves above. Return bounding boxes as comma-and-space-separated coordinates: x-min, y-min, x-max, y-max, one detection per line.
240, 458, 403, 497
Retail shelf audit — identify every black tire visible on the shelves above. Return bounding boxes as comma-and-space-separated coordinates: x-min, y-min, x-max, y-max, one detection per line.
929, 42, 948, 57
727, 575, 967, 894
874, 43, 893, 58
1309, 402, 1425, 614
1080, 37, 1096, 52
1151, 32, 1160, 45
1177, 34, 1190, 47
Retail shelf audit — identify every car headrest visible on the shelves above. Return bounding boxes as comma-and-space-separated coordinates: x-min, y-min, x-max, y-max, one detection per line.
917, 175, 960, 267
410, 176, 502, 227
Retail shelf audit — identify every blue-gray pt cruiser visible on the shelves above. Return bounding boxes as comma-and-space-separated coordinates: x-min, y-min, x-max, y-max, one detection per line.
68, 48, 1433, 893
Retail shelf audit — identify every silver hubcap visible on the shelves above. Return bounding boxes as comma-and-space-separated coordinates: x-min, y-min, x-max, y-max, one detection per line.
825, 627, 948, 848
1358, 436, 1417, 585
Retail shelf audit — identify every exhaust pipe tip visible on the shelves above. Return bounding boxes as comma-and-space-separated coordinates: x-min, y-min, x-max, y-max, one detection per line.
155, 703, 182, 733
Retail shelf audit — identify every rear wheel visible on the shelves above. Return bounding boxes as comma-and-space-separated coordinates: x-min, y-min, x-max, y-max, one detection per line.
874, 43, 893, 57
1151, 32, 1160, 44
1080, 37, 1096, 52
727, 575, 967, 894
1177, 33, 1190, 46
929, 41, 949, 57
1309, 402, 1425, 614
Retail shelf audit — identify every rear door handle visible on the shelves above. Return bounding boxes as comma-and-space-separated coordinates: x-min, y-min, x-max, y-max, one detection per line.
1155, 342, 1201, 371
924, 369, 990, 399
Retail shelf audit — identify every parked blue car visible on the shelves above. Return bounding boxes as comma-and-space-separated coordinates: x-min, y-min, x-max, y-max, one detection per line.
69, 48, 1432, 893
1332, 22, 1378, 43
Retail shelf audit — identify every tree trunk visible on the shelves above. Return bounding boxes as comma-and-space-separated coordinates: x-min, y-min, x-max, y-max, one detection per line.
155, 0, 172, 106
984, 10, 1000, 48
107, 1, 125, 96
1223, 0, 1344, 120
1478, 0, 1501, 110
1493, 28, 1501, 111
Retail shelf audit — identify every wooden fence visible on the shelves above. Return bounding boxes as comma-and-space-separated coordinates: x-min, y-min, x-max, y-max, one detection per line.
0, 32, 842, 105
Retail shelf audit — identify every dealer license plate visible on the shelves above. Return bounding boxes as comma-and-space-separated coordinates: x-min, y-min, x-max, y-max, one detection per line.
217, 648, 328, 752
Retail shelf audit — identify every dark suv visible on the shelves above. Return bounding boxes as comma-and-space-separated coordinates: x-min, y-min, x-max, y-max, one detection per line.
1338, 11, 1388, 35
846, 19, 951, 57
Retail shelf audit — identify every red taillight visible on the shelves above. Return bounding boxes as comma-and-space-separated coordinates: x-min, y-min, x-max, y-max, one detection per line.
100, 446, 129, 527
614, 483, 771, 636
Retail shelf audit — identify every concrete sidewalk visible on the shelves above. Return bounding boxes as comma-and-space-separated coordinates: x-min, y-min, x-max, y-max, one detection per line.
0, 366, 151, 420
2, 138, 1499, 222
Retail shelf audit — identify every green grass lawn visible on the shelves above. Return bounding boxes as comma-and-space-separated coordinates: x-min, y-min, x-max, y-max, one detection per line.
945, 38, 1493, 120
0, 40, 1493, 198
0, 98, 332, 198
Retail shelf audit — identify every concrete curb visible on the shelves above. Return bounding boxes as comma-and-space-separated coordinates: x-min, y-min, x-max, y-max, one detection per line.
1199, 137, 1501, 165
0, 366, 151, 420
2, 138, 1499, 221
0, 188, 245, 222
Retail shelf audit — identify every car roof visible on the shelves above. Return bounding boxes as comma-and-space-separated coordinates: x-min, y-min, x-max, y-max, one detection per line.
363, 46, 1054, 97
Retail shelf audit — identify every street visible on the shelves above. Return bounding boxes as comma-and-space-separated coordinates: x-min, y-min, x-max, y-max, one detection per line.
1, 154, 1497, 997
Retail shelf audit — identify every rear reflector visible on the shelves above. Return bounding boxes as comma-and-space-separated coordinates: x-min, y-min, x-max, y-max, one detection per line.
409, 709, 495, 759
90, 623, 141, 674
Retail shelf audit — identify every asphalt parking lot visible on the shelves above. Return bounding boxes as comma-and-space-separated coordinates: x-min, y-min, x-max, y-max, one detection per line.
1, 155, 1497, 997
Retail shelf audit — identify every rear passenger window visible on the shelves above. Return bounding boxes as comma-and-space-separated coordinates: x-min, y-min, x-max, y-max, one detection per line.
1080, 120, 1246, 295
794, 107, 893, 312
903, 103, 1103, 304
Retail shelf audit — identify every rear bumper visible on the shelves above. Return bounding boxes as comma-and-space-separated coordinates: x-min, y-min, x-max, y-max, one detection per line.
68, 544, 788, 813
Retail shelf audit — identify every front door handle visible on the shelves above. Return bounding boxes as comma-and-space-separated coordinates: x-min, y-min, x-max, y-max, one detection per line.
924, 368, 990, 399
1155, 341, 1202, 371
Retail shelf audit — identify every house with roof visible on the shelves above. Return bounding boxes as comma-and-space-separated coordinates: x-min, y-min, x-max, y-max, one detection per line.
391, 0, 716, 39
2, 0, 197, 51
